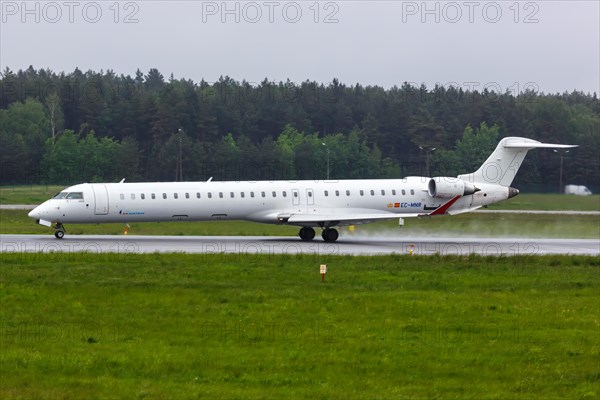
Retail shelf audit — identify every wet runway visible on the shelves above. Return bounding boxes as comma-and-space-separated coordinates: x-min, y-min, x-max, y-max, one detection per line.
1, 234, 598, 256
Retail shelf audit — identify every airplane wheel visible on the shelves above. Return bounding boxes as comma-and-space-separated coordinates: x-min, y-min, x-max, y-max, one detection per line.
322, 228, 339, 243
299, 227, 315, 241
54, 230, 65, 239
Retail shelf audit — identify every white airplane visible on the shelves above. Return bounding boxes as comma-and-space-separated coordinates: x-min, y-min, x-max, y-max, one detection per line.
28, 137, 576, 242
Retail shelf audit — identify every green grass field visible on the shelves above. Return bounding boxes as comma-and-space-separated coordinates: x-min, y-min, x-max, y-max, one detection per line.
2, 209, 598, 239
1, 185, 599, 211
486, 193, 599, 211
1, 185, 598, 238
1, 254, 598, 399
0, 185, 64, 205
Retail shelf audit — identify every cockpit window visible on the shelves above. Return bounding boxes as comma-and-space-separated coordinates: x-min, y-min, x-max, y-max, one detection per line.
53, 192, 68, 199
66, 192, 83, 199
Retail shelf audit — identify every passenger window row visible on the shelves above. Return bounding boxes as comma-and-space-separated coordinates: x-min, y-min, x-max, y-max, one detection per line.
119, 188, 415, 200
323, 189, 414, 196
120, 191, 283, 200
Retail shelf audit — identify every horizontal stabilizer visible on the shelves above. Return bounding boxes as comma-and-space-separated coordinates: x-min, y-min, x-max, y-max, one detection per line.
503, 140, 577, 150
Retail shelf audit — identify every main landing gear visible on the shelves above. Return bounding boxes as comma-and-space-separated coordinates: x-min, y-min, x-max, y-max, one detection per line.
299, 227, 315, 241
54, 223, 65, 239
321, 228, 339, 243
298, 227, 339, 242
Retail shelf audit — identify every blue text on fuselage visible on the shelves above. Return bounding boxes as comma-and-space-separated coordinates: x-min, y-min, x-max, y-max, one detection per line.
401, 202, 422, 208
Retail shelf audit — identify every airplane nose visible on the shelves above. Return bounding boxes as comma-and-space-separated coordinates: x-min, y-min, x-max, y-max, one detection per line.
28, 203, 46, 220
28, 207, 40, 219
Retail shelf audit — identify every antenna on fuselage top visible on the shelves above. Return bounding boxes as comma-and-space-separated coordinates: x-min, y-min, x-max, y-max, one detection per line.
119, 178, 126, 183
207, 177, 213, 182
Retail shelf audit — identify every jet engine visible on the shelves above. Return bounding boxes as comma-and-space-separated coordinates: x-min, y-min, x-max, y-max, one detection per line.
428, 177, 479, 198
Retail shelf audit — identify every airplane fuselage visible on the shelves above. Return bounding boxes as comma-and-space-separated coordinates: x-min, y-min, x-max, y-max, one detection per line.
28, 137, 577, 241
29, 178, 508, 226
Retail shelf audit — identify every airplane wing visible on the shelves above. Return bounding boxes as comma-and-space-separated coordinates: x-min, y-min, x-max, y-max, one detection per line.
285, 211, 422, 227
424, 195, 461, 216
281, 195, 463, 227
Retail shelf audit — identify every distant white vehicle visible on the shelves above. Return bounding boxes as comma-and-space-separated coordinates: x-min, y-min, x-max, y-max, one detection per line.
565, 185, 592, 196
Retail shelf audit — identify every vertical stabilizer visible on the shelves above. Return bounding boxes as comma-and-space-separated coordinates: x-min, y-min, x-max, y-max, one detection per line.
458, 137, 577, 186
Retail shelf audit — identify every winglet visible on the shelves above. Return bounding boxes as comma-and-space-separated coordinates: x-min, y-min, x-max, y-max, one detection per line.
422, 195, 462, 216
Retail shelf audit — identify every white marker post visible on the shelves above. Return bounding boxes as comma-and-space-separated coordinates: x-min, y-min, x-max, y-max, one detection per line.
320, 264, 327, 282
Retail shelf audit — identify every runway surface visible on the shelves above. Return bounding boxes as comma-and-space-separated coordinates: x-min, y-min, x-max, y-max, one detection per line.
1, 234, 598, 256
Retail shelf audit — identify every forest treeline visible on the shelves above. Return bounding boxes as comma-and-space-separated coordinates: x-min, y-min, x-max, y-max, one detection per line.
1, 66, 598, 190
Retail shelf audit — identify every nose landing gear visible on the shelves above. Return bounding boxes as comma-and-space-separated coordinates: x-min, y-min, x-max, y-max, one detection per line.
54, 223, 65, 239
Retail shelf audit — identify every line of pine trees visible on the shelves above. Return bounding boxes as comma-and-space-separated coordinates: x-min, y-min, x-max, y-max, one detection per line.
1, 66, 598, 190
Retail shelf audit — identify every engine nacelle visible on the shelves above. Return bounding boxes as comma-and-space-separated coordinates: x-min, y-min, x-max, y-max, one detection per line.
428, 177, 479, 198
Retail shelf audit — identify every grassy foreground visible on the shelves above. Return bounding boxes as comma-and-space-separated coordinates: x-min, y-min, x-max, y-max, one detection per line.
2, 209, 599, 239
1, 253, 598, 399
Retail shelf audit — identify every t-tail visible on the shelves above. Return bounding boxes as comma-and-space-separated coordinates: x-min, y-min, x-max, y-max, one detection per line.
458, 137, 577, 188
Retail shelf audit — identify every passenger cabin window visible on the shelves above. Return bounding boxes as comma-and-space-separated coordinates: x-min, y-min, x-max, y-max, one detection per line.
250, 192, 255, 198
120, 194, 125, 200
381, 190, 385, 196
208, 193, 212, 199
360, 190, 364, 196
293, 192, 298, 197
185, 193, 190, 199
308, 192, 313, 197
283, 191, 287, 197
196, 192, 200, 199
370, 190, 375, 196
324, 190, 329, 197
411, 189, 415, 195
230, 192, 234, 198
53, 192, 68, 199
241, 192, 245, 198
174, 193, 178, 199
163, 193, 167, 199
402, 189, 406, 195
392, 190, 396, 195
272, 191, 276, 197
346, 190, 350, 196
261, 192, 265, 198
152, 193, 156, 199
335, 190, 339, 196
219, 192, 223, 198
141, 194, 145, 200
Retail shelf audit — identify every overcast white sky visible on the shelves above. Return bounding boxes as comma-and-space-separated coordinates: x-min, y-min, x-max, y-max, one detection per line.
1, 1, 599, 94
